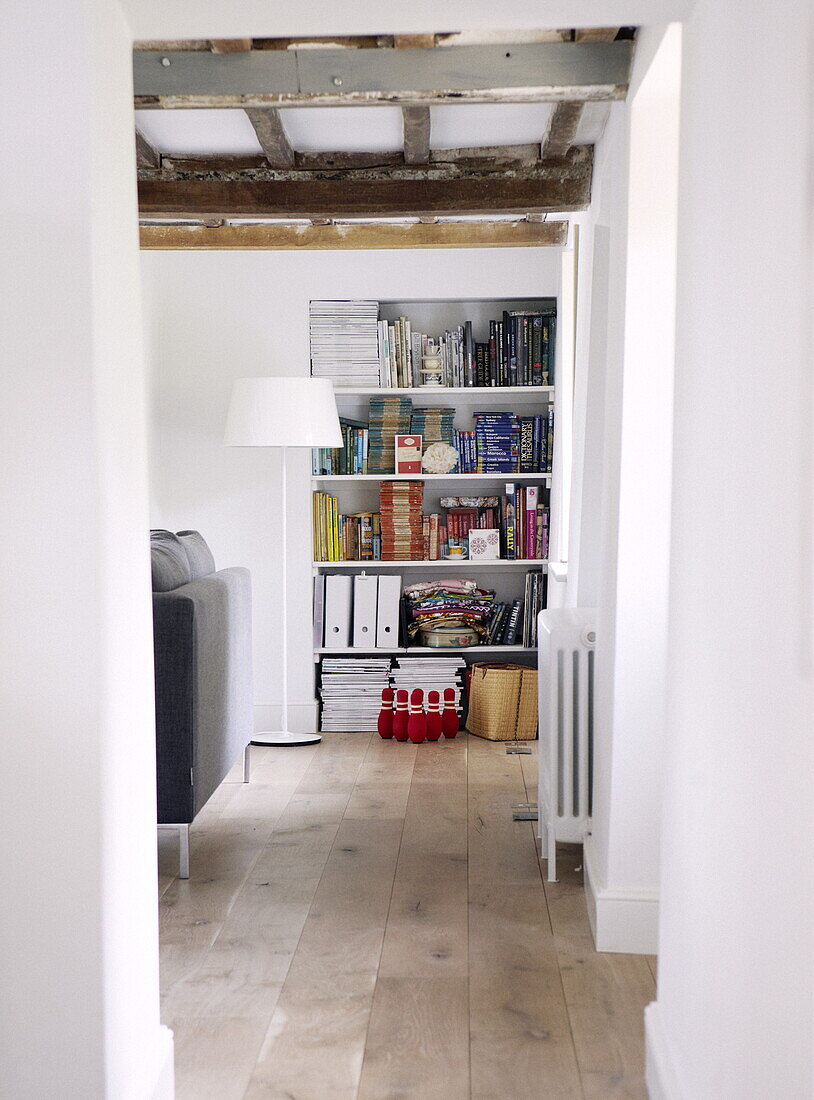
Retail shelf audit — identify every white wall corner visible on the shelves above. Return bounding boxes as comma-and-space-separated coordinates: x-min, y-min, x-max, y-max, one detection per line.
255, 701, 319, 736
645, 1002, 685, 1100
583, 834, 659, 954
149, 1025, 175, 1100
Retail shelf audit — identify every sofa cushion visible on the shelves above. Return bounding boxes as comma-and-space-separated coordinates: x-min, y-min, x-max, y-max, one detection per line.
150, 530, 192, 592
177, 530, 216, 580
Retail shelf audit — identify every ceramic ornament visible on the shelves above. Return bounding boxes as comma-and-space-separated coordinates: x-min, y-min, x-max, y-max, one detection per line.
407, 688, 427, 743
425, 690, 442, 741
441, 687, 459, 739
468, 528, 501, 560
393, 689, 410, 742
377, 688, 394, 739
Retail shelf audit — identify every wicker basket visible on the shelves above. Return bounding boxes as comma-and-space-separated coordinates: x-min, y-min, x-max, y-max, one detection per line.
466, 662, 538, 741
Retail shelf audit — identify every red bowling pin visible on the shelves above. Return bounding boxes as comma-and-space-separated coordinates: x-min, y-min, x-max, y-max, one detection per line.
393, 689, 410, 742
377, 688, 394, 739
425, 690, 442, 741
441, 687, 459, 739
407, 688, 426, 744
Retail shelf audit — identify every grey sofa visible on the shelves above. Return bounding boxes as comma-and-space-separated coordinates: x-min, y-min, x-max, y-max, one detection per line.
151, 530, 253, 877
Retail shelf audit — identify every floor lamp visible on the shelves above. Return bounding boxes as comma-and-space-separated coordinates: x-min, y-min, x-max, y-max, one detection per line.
225, 376, 342, 747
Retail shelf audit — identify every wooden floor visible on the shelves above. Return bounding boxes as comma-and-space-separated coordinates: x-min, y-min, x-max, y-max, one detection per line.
158, 732, 656, 1099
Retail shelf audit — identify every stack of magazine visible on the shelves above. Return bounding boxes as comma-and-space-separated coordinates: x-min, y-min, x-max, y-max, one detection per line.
319, 657, 391, 732
389, 656, 466, 712
309, 300, 381, 387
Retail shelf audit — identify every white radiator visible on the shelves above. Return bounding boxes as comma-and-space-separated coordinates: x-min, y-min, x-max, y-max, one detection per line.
537, 608, 596, 881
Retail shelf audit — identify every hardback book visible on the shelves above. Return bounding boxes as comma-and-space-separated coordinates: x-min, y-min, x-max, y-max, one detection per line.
395, 434, 422, 474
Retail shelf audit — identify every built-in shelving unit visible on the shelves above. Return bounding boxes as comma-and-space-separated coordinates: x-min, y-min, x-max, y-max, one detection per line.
311, 296, 558, 730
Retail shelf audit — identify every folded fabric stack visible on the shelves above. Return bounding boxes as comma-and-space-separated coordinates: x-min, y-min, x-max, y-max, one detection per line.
409, 406, 456, 448
380, 480, 424, 560
368, 396, 413, 474
403, 578, 496, 639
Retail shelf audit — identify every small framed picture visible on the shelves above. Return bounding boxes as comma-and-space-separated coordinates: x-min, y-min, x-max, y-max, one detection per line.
468, 529, 500, 560
395, 434, 422, 474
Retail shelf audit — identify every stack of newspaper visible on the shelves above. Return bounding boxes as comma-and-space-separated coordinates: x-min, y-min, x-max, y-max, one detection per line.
309, 300, 381, 387
319, 657, 392, 732
389, 656, 466, 713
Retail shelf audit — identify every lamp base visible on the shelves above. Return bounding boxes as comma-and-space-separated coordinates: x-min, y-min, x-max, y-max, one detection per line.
250, 730, 322, 747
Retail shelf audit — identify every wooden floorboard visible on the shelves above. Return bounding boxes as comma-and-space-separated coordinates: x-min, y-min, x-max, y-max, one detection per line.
160, 732, 652, 1098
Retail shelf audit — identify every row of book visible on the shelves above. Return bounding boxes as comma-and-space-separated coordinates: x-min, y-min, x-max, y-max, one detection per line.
312, 398, 553, 477
374, 310, 556, 389
316, 573, 545, 652
313, 488, 551, 563
484, 572, 548, 647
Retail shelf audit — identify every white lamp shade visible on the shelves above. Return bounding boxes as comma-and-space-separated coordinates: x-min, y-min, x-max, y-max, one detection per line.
224, 376, 343, 448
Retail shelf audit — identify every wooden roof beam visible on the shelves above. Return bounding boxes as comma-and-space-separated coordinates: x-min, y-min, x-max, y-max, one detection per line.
402, 107, 430, 165
135, 127, 160, 169
210, 39, 252, 53
138, 148, 593, 219
541, 102, 585, 159
244, 108, 295, 168
140, 219, 570, 251
133, 41, 633, 109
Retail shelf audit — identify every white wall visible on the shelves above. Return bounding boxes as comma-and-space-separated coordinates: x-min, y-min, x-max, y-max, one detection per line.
646, 1, 814, 1096
576, 25, 682, 954
141, 248, 560, 730
0, 1, 170, 1097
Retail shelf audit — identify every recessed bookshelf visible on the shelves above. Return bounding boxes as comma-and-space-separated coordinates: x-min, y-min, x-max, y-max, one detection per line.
310, 295, 558, 733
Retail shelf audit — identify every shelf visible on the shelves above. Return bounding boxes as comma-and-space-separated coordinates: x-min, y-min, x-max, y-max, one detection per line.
312, 473, 552, 482
316, 645, 535, 655
333, 386, 554, 398
312, 559, 547, 569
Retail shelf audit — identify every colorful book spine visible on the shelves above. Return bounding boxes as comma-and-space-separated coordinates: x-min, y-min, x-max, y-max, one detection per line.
525, 486, 538, 559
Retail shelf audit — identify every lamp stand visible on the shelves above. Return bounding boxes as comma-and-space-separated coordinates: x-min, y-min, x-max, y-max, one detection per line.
251, 446, 321, 748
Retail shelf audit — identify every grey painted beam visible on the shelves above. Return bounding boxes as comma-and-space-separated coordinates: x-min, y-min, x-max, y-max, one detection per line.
133, 41, 632, 108
402, 107, 430, 164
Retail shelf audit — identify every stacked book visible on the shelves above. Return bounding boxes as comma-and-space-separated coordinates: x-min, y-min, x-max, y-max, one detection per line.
410, 406, 455, 447
389, 656, 466, 712
309, 300, 381, 386
380, 480, 424, 560
319, 657, 392, 732
521, 570, 548, 648
367, 396, 413, 474
312, 417, 369, 475
474, 412, 520, 473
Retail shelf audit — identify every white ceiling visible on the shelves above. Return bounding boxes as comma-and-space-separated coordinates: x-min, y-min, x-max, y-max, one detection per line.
135, 101, 611, 157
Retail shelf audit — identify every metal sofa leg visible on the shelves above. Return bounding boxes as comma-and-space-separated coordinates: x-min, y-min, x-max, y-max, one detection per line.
158, 823, 191, 880
178, 823, 190, 880
242, 744, 251, 784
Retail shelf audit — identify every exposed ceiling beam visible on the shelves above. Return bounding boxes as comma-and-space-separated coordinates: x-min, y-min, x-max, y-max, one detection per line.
541, 102, 585, 159
244, 108, 295, 168
394, 34, 436, 49
135, 127, 160, 169
133, 41, 632, 108
210, 39, 252, 53
402, 107, 430, 165
153, 144, 545, 175
138, 149, 593, 219
140, 220, 569, 251
575, 28, 620, 42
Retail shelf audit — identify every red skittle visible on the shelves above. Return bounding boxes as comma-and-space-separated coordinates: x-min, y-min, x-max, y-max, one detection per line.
407, 688, 426, 743
425, 690, 442, 741
441, 687, 459, 739
393, 689, 409, 741
377, 688, 394, 739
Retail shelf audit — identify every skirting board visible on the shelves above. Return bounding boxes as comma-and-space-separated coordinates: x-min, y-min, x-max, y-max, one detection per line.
151, 1025, 175, 1100
254, 701, 319, 736
645, 1002, 685, 1100
583, 834, 660, 954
